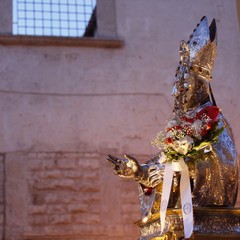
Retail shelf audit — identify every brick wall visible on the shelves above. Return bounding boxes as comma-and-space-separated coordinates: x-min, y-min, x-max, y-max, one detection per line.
3, 152, 141, 240
28, 153, 101, 236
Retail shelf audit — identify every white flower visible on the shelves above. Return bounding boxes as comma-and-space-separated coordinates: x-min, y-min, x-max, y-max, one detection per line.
191, 119, 203, 139
171, 136, 194, 155
167, 120, 178, 128
166, 131, 174, 138
191, 119, 202, 131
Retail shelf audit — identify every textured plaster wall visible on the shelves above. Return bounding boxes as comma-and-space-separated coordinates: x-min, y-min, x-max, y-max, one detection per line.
0, 0, 239, 239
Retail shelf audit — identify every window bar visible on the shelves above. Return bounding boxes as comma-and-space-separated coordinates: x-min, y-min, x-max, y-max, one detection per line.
13, 0, 97, 37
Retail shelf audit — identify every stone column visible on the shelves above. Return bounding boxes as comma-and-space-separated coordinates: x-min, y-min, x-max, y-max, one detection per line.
96, 0, 118, 38
0, 0, 12, 34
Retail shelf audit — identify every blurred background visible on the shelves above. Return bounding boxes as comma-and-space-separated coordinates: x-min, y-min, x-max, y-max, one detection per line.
0, 0, 239, 239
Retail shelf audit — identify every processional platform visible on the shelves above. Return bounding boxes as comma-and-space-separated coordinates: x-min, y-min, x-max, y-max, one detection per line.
136, 207, 240, 240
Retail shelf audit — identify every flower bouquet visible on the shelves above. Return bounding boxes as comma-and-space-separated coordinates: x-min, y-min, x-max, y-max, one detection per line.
152, 106, 224, 164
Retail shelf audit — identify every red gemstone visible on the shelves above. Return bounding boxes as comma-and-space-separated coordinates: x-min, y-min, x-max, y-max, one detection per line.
144, 187, 153, 195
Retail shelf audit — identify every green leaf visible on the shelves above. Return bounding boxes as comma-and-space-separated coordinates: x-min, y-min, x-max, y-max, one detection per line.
212, 126, 224, 141
192, 141, 211, 151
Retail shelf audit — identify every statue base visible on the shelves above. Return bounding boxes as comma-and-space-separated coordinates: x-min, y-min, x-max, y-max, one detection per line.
135, 207, 240, 240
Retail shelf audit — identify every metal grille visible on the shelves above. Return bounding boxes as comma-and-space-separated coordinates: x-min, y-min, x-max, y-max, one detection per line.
13, 0, 97, 37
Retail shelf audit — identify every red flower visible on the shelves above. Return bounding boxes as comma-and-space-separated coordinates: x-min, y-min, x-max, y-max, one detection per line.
180, 116, 195, 123
165, 137, 173, 144
200, 122, 212, 136
196, 106, 220, 122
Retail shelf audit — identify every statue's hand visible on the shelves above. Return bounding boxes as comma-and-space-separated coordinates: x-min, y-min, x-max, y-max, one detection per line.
107, 154, 142, 180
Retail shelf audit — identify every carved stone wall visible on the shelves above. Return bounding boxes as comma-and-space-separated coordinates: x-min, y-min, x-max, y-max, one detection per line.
4, 152, 139, 239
